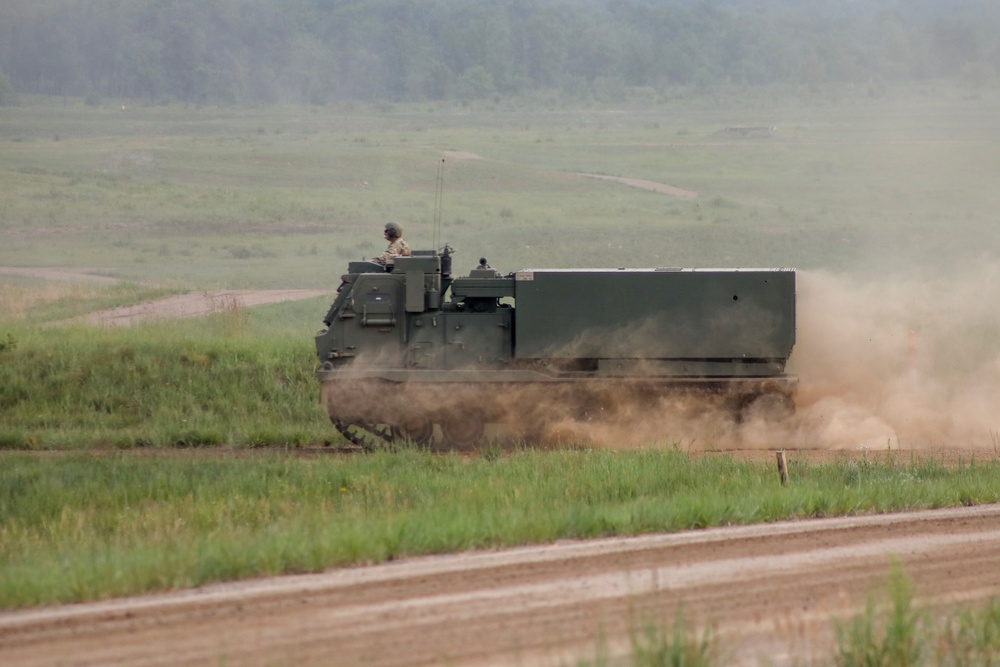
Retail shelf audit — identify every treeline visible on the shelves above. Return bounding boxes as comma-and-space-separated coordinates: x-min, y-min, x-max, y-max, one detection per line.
0, 0, 998, 105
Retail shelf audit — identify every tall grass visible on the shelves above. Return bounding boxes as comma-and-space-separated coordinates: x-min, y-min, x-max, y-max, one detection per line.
2, 449, 1000, 609
835, 564, 924, 667
574, 609, 714, 667
833, 567, 1000, 667
628, 612, 715, 667
935, 599, 1000, 667
574, 569, 1000, 666
0, 295, 333, 449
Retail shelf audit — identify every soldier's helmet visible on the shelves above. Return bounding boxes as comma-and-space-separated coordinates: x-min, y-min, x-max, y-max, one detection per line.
384, 221, 403, 239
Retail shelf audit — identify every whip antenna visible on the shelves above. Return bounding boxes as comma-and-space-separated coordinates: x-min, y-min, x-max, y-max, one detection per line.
433, 158, 445, 252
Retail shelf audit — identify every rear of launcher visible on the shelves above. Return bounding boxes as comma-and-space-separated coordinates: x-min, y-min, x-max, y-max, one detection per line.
315, 247, 796, 449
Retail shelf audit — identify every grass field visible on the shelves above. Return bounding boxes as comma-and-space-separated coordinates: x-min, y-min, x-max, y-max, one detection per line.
0, 296, 332, 450
3, 87, 1000, 648
4, 84, 1000, 289
2, 448, 999, 610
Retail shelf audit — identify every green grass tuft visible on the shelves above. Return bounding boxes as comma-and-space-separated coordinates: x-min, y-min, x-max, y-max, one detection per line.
835, 563, 924, 667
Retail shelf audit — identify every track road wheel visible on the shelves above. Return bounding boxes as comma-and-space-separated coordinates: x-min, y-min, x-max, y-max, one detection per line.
441, 414, 485, 450
333, 421, 397, 451
397, 417, 435, 447
516, 423, 546, 446
740, 392, 796, 423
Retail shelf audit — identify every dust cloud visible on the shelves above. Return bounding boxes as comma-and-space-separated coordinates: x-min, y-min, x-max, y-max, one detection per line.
510, 263, 1000, 452
782, 262, 1000, 451
326, 263, 1000, 452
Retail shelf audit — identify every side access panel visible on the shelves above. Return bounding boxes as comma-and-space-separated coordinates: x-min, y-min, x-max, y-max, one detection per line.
441, 310, 513, 369
335, 273, 406, 367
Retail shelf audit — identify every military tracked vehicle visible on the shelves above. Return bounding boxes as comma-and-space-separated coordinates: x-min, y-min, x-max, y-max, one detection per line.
315, 247, 796, 449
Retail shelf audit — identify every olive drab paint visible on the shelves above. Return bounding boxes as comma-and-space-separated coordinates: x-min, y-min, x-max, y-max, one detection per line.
316, 247, 796, 449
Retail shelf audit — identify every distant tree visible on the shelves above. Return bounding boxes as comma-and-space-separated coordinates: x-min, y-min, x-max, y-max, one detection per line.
453, 65, 494, 102
928, 16, 980, 76
0, 0, 997, 105
960, 62, 996, 90
0, 67, 18, 106
121, 33, 166, 103
282, 33, 339, 104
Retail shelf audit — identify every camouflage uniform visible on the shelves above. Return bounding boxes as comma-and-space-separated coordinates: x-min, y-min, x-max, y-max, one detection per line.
373, 238, 411, 265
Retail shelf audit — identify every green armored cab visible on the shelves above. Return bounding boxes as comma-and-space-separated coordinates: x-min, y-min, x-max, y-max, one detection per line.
316, 247, 796, 449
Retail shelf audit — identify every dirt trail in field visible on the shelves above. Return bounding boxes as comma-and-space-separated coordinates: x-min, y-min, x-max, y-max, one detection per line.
0, 266, 328, 325
439, 149, 698, 197
0, 267, 120, 285
576, 172, 698, 197
2, 503, 1000, 667
83, 289, 328, 326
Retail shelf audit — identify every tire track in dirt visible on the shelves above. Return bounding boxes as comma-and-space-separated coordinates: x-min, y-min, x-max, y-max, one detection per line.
2, 504, 1000, 667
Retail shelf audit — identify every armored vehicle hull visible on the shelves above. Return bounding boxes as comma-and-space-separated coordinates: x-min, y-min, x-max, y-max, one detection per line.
315, 249, 796, 449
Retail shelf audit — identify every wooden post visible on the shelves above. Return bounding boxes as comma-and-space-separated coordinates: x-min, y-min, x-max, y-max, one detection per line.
776, 450, 789, 486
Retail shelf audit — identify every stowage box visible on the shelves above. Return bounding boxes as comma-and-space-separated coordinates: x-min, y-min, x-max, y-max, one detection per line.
513, 268, 795, 362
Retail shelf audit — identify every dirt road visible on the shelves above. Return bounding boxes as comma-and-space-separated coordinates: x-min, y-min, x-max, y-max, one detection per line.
84, 289, 328, 326
577, 173, 699, 198
0, 267, 120, 285
3, 504, 1000, 667
437, 149, 699, 198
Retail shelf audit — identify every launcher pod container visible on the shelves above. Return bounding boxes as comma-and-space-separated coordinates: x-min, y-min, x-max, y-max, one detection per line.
316, 248, 796, 449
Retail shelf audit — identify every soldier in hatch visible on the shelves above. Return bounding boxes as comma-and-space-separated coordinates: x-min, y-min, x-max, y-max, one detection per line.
372, 221, 411, 267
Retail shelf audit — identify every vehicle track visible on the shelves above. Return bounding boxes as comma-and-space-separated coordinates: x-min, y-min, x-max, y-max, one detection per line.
2, 504, 1000, 666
